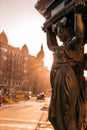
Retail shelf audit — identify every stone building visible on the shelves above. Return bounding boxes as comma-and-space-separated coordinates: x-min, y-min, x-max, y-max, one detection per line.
0, 31, 50, 95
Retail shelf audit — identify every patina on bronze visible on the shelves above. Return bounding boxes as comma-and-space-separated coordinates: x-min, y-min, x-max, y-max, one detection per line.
35, 0, 87, 129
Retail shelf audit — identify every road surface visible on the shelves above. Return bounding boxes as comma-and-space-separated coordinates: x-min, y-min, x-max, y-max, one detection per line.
0, 98, 53, 130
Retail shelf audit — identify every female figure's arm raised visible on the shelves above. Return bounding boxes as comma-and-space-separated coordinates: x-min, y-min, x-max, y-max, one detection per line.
74, 0, 86, 40
42, 26, 58, 52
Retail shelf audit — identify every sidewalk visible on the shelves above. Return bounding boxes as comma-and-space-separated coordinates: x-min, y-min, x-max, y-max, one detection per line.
35, 98, 54, 130
35, 107, 53, 130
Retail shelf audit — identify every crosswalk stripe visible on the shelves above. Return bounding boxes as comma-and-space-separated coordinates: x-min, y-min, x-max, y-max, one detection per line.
0, 118, 52, 128
0, 123, 36, 128
0, 117, 51, 125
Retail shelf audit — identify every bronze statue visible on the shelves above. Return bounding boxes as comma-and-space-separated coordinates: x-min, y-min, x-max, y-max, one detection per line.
35, 0, 87, 129
43, 0, 86, 130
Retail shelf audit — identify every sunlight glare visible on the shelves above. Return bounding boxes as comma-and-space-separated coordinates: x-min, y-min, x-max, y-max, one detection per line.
84, 44, 87, 53
44, 52, 53, 70
44, 38, 63, 70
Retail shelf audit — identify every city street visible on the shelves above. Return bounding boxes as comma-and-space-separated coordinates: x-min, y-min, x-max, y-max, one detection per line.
0, 98, 53, 130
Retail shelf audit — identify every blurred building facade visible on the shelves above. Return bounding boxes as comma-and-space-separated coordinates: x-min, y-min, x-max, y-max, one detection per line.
0, 31, 50, 95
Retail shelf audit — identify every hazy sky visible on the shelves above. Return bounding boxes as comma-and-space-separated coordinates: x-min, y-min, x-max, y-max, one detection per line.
0, 0, 53, 68
1, 0, 87, 71
0, 0, 47, 55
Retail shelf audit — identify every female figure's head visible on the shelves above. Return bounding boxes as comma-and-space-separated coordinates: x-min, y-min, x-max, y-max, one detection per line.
56, 17, 74, 43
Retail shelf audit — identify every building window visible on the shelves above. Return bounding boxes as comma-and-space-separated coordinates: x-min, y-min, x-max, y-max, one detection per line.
1, 47, 7, 52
